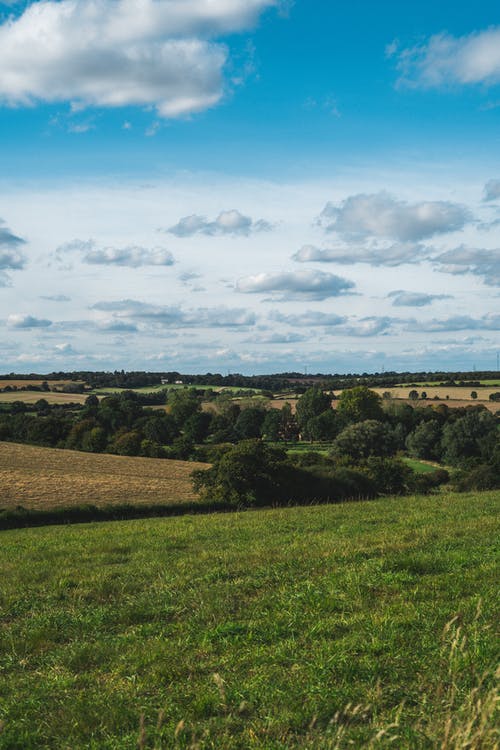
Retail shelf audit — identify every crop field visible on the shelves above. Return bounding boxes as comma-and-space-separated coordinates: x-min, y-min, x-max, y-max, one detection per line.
0, 390, 89, 405
0, 442, 208, 511
0, 491, 498, 749
372, 386, 500, 402
0, 379, 84, 390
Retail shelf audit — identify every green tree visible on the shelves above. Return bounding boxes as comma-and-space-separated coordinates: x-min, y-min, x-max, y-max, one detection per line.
261, 409, 282, 441
296, 387, 332, 434
336, 386, 383, 423
168, 389, 201, 427
234, 407, 267, 440
306, 409, 338, 441
192, 439, 287, 506
331, 420, 396, 460
441, 410, 498, 466
406, 420, 442, 460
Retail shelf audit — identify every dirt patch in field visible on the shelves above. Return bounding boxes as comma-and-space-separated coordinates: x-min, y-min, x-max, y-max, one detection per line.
0, 442, 209, 511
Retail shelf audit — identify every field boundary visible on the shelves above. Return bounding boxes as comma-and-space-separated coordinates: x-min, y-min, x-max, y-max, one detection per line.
0, 499, 234, 531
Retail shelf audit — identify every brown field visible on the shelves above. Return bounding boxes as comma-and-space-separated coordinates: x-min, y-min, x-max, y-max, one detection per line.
0, 390, 90, 405
0, 442, 209, 511
371, 385, 500, 402
0, 379, 85, 389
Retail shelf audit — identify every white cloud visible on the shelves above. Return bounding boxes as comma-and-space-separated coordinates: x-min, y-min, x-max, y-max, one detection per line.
269, 310, 347, 327
484, 179, 500, 202
405, 314, 500, 333
395, 27, 500, 88
236, 269, 355, 300
168, 209, 273, 237
92, 299, 256, 327
0, 0, 276, 117
388, 290, 453, 307
433, 246, 500, 287
7, 313, 52, 328
319, 192, 471, 241
84, 244, 175, 267
292, 241, 430, 266
0, 219, 26, 280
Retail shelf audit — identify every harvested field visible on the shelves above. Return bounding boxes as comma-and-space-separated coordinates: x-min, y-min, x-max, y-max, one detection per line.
0, 379, 84, 390
0, 390, 90, 405
372, 385, 500, 402
0, 442, 208, 511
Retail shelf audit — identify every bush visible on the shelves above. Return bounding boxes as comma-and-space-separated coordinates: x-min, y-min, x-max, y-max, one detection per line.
456, 464, 500, 491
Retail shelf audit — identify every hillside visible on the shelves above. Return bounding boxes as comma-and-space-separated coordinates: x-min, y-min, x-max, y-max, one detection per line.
0, 491, 498, 749
0, 442, 208, 511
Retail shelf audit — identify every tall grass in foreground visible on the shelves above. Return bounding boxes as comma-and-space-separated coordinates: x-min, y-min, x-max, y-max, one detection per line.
0, 491, 498, 748
135, 607, 499, 749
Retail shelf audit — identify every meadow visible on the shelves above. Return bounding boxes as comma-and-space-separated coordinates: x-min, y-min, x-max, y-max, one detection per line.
0, 442, 207, 511
0, 491, 498, 749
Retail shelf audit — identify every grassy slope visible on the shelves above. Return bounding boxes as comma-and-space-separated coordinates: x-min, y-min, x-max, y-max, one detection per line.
0, 491, 498, 749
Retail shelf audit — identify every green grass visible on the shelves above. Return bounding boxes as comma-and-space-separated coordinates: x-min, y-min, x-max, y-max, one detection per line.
0, 492, 498, 749
402, 458, 442, 474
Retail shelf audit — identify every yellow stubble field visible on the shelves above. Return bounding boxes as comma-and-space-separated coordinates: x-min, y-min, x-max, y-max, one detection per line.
0, 442, 208, 511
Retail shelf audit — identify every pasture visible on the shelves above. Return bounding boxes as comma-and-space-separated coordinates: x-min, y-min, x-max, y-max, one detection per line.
0, 442, 207, 511
0, 491, 498, 748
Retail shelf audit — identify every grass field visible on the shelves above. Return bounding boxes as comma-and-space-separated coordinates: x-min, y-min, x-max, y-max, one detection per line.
0, 442, 208, 511
0, 491, 498, 749
402, 457, 442, 474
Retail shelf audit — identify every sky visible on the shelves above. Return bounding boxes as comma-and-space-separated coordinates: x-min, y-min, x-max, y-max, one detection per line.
0, 0, 499, 375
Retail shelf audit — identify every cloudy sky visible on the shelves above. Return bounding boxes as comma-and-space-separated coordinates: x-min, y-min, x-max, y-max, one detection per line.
0, 0, 499, 374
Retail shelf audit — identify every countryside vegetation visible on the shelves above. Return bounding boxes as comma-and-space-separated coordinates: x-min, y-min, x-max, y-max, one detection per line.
1, 371, 499, 748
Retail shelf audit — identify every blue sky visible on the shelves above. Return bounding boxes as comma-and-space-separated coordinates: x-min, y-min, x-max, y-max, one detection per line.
0, 0, 499, 373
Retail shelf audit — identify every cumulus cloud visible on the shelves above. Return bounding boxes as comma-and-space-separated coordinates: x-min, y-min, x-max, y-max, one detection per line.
91, 299, 256, 327
388, 290, 453, 307
244, 331, 307, 344
484, 179, 500, 202
0, 0, 276, 117
340, 317, 395, 337
292, 241, 430, 266
405, 314, 500, 333
84, 244, 174, 267
236, 270, 355, 300
40, 294, 71, 302
168, 209, 273, 237
318, 192, 471, 241
433, 246, 500, 286
0, 219, 26, 276
394, 27, 500, 88
7, 313, 52, 328
269, 310, 347, 327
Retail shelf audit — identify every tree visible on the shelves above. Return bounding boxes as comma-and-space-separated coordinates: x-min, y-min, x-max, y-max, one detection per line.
261, 409, 282, 441
306, 409, 338, 441
441, 410, 498, 466
336, 386, 383, 423
331, 420, 396, 460
471, 391, 478, 400
168, 389, 201, 427
183, 412, 212, 443
406, 420, 442, 460
279, 403, 299, 441
192, 439, 287, 506
295, 386, 332, 436
234, 407, 267, 440
408, 390, 419, 401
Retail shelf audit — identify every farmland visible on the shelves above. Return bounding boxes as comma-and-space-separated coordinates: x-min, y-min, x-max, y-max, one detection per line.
0, 491, 498, 749
0, 442, 207, 511
0, 390, 89, 405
